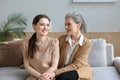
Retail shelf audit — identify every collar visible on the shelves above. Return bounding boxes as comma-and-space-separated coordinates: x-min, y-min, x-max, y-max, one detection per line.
66, 34, 84, 46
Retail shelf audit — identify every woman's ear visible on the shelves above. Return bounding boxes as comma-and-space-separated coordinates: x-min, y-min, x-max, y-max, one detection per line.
77, 23, 81, 29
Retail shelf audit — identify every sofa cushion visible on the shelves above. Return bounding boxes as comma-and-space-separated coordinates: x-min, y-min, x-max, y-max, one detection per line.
0, 67, 29, 80
88, 38, 107, 67
92, 67, 120, 80
0, 40, 23, 67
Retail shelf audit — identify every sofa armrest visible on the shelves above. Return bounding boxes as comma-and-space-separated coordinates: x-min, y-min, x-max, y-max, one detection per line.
114, 57, 120, 74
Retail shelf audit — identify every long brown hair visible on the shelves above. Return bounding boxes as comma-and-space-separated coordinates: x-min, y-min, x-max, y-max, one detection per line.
28, 14, 50, 58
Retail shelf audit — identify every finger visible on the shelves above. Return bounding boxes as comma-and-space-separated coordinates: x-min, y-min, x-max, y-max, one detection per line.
43, 74, 50, 79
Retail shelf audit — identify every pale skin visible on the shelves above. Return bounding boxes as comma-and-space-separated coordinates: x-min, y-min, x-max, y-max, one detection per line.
23, 18, 58, 80
42, 17, 82, 80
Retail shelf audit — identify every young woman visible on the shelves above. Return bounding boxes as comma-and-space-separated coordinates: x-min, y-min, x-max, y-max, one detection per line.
22, 14, 59, 80
44, 12, 92, 80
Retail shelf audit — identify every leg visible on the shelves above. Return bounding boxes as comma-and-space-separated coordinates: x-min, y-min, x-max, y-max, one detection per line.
55, 70, 78, 80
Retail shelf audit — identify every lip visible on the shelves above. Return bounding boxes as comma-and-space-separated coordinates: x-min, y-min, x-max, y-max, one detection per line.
42, 30, 48, 33
67, 30, 71, 32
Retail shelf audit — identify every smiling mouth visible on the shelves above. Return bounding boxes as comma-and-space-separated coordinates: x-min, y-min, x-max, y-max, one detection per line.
67, 30, 71, 32
42, 30, 48, 33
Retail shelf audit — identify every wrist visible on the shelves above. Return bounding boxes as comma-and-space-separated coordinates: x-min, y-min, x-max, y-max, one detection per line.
53, 71, 56, 77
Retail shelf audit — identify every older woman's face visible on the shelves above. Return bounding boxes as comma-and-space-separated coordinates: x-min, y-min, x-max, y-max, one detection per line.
65, 18, 79, 35
33, 18, 50, 36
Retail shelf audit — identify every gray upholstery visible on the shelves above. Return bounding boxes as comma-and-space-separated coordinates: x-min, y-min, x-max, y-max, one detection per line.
106, 44, 114, 66
0, 67, 29, 80
88, 38, 107, 67
114, 57, 120, 74
92, 67, 120, 80
91, 42, 120, 80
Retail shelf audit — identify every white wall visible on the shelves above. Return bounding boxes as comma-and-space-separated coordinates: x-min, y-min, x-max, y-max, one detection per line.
0, 0, 120, 32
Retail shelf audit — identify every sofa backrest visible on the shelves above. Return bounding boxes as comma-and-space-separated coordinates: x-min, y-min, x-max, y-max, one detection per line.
88, 38, 114, 67
0, 35, 114, 67
106, 44, 114, 66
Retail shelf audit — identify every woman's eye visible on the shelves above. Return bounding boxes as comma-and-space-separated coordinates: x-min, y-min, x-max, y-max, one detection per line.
65, 23, 71, 26
68, 23, 71, 26
39, 23, 50, 27
47, 24, 50, 27
39, 23, 44, 26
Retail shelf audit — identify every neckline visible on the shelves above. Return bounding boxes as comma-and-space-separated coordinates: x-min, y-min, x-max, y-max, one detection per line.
36, 36, 49, 45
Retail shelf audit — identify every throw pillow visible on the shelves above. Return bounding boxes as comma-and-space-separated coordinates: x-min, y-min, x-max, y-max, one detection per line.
0, 40, 23, 67
88, 38, 107, 67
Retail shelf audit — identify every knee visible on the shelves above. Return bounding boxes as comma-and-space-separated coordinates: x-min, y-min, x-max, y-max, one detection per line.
55, 70, 78, 80
56, 74, 66, 80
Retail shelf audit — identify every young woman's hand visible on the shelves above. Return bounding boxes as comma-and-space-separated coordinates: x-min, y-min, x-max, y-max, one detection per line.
42, 71, 55, 80
38, 74, 50, 80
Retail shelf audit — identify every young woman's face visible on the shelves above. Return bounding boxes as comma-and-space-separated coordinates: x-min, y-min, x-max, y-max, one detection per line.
65, 18, 79, 35
33, 18, 50, 36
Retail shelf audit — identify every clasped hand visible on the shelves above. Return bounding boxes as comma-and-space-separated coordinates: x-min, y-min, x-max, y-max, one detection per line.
40, 71, 55, 80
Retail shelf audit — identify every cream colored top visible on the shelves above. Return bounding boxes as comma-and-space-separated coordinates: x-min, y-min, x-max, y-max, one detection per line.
65, 34, 84, 65
23, 36, 59, 75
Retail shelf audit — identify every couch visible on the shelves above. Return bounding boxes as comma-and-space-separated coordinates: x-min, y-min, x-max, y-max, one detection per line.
0, 36, 120, 80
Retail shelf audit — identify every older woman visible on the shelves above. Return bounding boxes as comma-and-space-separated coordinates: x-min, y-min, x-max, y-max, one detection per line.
43, 12, 92, 80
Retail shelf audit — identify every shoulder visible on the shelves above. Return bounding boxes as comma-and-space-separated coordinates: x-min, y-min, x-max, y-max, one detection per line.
22, 38, 29, 56
58, 34, 67, 42
82, 36, 91, 47
47, 37, 59, 45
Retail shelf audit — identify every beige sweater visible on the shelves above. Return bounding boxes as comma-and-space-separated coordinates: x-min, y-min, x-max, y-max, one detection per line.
54, 35, 92, 80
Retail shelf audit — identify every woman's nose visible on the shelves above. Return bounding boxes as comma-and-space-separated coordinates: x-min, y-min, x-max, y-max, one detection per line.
66, 25, 70, 30
44, 25, 47, 28
65, 26, 68, 29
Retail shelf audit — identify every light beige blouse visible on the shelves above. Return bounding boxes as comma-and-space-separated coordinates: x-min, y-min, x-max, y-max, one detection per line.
23, 36, 59, 74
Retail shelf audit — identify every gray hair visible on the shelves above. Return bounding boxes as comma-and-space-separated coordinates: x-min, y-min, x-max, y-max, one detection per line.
65, 12, 86, 32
